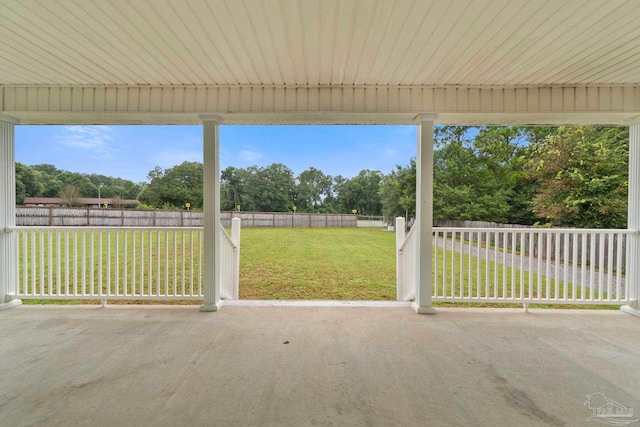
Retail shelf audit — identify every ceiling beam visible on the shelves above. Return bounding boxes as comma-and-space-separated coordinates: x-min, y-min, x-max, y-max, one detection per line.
2, 85, 639, 125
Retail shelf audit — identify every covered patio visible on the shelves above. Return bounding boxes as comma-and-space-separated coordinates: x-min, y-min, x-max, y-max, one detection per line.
2, 304, 639, 426
1, 0, 640, 314
1, 2, 640, 422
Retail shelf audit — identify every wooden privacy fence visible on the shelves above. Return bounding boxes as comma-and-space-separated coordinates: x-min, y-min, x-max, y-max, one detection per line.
16, 207, 357, 228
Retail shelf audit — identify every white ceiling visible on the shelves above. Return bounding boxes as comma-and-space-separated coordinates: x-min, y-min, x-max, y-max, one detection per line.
1, 0, 639, 87
1, 0, 639, 125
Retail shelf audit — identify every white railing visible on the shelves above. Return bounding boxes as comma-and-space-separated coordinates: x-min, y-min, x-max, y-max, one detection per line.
10, 220, 240, 301
396, 217, 416, 301
220, 218, 241, 299
397, 219, 629, 305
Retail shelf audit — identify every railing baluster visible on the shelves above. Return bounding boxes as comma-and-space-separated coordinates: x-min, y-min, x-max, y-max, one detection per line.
535, 232, 541, 300
493, 232, 500, 299
73, 231, 77, 296
519, 231, 525, 300
131, 231, 135, 297
148, 230, 153, 296
173, 231, 177, 297
90, 231, 95, 296
590, 232, 596, 300
502, 232, 507, 299
99, 231, 104, 297
554, 232, 560, 300
459, 231, 464, 299
454, 231, 459, 298
155, 230, 160, 297
433, 230, 439, 297
476, 232, 481, 299
598, 232, 605, 301
47, 231, 52, 296
572, 232, 578, 301
31, 231, 36, 296
198, 230, 203, 296
545, 233, 551, 300
107, 231, 112, 297
81, 231, 86, 296
64, 231, 69, 296
123, 231, 128, 297
189, 230, 194, 296
467, 231, 473, 299
607, 233, 614, 301
563, 232, 569, 301
581, 232, 587, 301
140, 230, 145, 296
485, 232, 490, 299
616, 232, 623, 301
181, 231, 186, 296
165, 230, 169, 297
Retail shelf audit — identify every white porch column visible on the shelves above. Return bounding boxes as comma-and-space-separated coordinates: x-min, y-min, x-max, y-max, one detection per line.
0, 116, 21, 310
413, 114, 437, 314
622, 122, 640, 316
200, 115, 223, 312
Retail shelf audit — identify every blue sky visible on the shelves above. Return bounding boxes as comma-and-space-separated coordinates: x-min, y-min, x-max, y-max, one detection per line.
15, 125, 417, 183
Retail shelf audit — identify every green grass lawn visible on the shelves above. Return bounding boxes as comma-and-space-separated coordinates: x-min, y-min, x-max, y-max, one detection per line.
239, 228, 396, 300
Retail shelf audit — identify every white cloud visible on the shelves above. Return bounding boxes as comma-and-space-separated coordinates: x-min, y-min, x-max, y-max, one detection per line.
56, 126, 114, 155
239, 149, 262, 162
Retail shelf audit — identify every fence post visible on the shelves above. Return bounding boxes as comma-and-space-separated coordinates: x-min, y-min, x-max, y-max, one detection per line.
231, 218, 241, 299
396, 217, 406, 301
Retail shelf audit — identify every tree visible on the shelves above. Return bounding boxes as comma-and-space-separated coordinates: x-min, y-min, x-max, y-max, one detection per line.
138, 162, 204, 209
432, 126, 510, 222
221, 166, 249, 211
296, 167, 333, 212
15, 162, 43, 204
340, 170, 383, 215
379, 159, 416, 220
528, 126, 628, 228
243, 163, 296, 212
60, 185, 82, 207
474, 126, 538, 224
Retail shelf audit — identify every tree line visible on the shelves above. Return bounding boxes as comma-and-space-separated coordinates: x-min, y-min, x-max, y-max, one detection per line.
16, 125, 630, 228
380, 126, 628, 228
137, 162, 384, 215
16, 163, 142, 205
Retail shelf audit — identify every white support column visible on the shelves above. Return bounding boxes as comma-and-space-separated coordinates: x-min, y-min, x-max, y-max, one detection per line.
622, 122, 640, 317
413, 114, 437, 314
200, 115, 224, 312
0, 116, 22, 310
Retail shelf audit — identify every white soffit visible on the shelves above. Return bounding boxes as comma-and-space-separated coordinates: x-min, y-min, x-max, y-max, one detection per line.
1, 0, 639, 125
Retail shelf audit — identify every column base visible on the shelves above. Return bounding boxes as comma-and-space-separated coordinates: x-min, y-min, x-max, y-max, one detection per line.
199, 300, 224, 312
412, 302, 436, 314
0, 299, 22, 311
621, 304, 640, 317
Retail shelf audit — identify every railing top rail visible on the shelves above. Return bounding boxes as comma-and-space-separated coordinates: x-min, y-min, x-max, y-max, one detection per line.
9, 226, 204, 232
399, 224, 417, 251
219, 223, 236, 248
433, 227, 629, 234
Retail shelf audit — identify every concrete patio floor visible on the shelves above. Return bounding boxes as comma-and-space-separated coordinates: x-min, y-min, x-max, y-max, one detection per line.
1, 305, 639, 426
